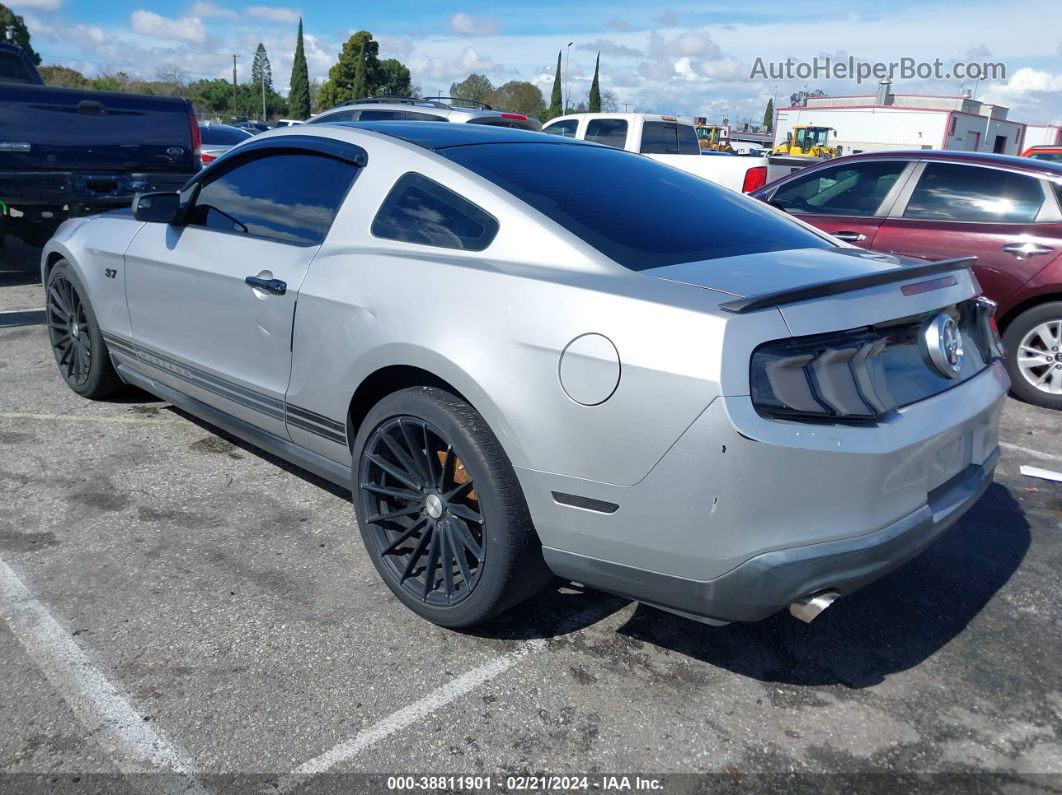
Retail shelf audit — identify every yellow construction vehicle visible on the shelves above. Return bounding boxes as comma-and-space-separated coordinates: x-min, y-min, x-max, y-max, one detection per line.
772, 125, 842, 159
693, 118, 733, 152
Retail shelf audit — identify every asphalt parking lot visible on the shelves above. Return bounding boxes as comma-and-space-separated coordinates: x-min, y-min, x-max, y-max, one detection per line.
1, 240, 1061, 792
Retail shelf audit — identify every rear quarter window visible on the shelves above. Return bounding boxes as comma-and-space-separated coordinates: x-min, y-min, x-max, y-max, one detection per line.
372, 173, 499, 251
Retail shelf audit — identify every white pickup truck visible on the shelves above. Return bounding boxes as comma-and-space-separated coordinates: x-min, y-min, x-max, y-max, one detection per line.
542, 113, 808, 193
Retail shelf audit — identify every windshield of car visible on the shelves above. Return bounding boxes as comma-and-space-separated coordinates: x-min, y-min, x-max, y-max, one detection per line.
1030, 152, 1062, 163
201, 125, 253, 145
442, 142, 833, 270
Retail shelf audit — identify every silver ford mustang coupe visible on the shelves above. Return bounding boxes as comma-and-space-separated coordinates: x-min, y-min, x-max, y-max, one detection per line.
41, 122, 1009, 627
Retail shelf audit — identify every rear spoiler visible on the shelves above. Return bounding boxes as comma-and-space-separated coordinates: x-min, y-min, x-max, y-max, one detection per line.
718, 257, 975, 314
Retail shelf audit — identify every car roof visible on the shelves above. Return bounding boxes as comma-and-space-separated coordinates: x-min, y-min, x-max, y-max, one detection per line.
332, 120, 587, 150
546, 112, 694, 125
794, 149, 1062, 178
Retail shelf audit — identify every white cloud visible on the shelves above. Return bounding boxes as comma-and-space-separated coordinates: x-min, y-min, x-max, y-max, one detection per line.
982, 67, 1062, 119
7, 0, 62, 10
576, 39, 642, 58
449, 13, 499, 37
246, 5, 300, 24
129, 10, 206, 43
189, 1, 237, 19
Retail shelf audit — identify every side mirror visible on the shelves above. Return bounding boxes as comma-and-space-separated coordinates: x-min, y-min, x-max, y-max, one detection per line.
132, 191, 182, 224
768, 200, 788, 213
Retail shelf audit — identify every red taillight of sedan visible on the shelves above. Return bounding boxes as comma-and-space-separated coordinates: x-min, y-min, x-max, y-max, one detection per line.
201, 152, 216, 165
742, 166, 768, 194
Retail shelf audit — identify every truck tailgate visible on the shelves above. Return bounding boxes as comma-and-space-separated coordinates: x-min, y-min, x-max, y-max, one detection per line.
0, 84, 196, 174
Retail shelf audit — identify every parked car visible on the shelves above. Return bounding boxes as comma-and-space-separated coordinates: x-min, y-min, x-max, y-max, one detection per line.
306, 95, 542, 131
753, 150, 1062, 409
0, 41, 199, 247
232, 121, 271, 134
42, 122, 1006, 628
275, 119, 304, 128
1022, 145, 1062, 163
199, 122, 253, 165
542, 112, 810, 193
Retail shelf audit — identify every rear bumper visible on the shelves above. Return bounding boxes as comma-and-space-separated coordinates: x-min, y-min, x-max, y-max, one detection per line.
543, 448, 997, 622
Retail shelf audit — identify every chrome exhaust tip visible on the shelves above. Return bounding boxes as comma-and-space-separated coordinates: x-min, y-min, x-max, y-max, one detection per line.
789, 591, 841, 623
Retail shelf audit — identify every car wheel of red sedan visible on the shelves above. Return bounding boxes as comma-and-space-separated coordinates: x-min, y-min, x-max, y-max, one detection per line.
1003, 302, 1062, 411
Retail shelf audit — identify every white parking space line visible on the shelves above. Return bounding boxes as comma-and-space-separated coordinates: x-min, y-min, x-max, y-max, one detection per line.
1000, 441, 1061, 463
277, 602, 618, 791
0, 557, 207, 794
0, 411, 178, 425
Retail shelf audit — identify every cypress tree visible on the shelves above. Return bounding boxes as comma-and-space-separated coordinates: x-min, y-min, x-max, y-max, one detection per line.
547, 51, 563, 119
288, 18, 311, 119
763, 98, 774, 131
588, 53, 601, 113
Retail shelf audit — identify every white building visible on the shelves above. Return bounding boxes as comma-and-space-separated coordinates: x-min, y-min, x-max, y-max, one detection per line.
774, 81, 1026, 156
1022, 124, 1062, 150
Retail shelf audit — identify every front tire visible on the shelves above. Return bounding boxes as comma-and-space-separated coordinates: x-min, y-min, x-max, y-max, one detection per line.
1002, 302, 1062, 411
46, 261, 124, 399
352, 387, 551, 627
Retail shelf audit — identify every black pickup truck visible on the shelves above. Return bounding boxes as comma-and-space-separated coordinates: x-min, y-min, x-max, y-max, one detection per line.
0, 42, 200, 246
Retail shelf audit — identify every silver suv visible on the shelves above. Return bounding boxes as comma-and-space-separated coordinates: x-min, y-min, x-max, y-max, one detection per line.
306, 95, 542, 131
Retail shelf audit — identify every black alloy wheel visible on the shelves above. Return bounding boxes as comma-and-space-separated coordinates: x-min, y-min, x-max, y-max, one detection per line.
360, 416, 486, 606
47, 271, 93, 388
352, 387, 552, 627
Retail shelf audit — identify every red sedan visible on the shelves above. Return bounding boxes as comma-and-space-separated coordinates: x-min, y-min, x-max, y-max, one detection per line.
752, 150, 1062, 410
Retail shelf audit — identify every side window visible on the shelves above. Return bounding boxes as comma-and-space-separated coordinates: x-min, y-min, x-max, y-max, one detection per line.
676, 124, 700, 155
188, 152, 357, 245
640, 122, 683, 155
403, 111, 447, 121
372, 173, 499, 251
771, 160, 908, 216
543, 120, 579, 138
903, 162, 1044, 223
309, 110, 357, 124
585, 119, 628, 149
358, 109, 407, 121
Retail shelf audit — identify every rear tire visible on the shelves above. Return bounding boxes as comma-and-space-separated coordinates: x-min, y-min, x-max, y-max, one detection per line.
46, 261, 125, 399
352, 386, 551, 627
1002, 302, 1062, 411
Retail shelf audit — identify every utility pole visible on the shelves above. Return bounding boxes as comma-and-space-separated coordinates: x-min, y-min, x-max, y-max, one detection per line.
564, 41, 573, 114
231, 54, 239, 119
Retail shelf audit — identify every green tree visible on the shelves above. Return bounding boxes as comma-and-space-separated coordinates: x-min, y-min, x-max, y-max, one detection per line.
39, 65, 90, 88
251, 43, 273, 93
763, 98, 774, 130
588, 53, 601, 113
449, 73, 494, 105
288, 18, 311, 119
378, 58, 412, 96
492, 80, 545, 116
318, 31, 380, 109
547, 51, 563, 119
0, 4, 40, 64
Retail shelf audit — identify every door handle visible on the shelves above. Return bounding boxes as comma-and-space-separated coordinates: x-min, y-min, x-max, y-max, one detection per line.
834, 231, 868, 242
1001, 242, 1053, 257
245, 276, 287, 295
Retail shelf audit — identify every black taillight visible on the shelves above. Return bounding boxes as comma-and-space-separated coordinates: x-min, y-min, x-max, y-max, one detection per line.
750, 299, 993, 423
751, 333, 895, 422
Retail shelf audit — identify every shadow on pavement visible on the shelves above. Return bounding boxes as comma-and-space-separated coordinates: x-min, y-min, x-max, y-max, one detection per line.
616, 482, 1030, 687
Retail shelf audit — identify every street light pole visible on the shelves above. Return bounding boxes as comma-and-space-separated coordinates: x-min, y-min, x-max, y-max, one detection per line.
564, 41, 573, 114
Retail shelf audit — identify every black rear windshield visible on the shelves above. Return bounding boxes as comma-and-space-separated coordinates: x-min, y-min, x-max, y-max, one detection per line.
201, 125, 252, 145
441, 142, 832, 270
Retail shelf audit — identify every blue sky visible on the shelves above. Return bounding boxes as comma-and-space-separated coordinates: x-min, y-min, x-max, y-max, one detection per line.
11, 0, 1062, 123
